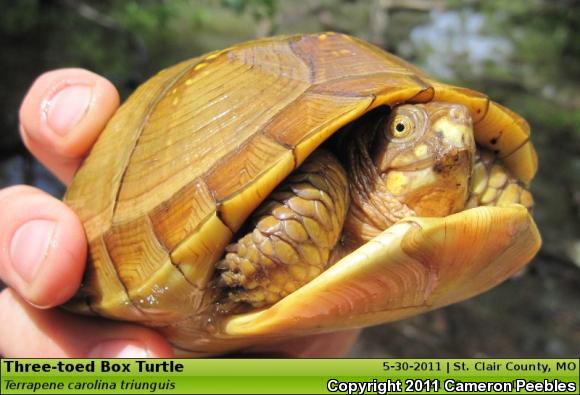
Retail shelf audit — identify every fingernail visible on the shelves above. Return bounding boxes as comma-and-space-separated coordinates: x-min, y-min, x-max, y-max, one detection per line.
89, 341, 150, 358
10, 220, 56, 283
43, 84, 92, 136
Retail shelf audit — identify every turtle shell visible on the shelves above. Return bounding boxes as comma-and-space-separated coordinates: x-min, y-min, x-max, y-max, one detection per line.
64, 32, 539, 354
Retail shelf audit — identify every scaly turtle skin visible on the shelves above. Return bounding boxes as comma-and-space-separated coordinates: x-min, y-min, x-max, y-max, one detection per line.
217, 102, 478, 308
64, 32, 541, 356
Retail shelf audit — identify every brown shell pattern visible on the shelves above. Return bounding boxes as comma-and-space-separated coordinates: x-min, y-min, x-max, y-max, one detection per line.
64, 32, 536, 326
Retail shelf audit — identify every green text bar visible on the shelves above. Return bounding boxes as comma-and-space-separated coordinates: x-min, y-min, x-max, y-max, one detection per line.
1, 359, 578, 394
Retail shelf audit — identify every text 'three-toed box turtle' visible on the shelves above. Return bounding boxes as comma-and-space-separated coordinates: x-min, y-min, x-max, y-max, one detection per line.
63, 33, 541, 356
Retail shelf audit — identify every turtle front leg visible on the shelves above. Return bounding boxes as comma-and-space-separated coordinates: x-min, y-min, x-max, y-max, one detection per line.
467, 150, 534, 210
217, 150, 350, 307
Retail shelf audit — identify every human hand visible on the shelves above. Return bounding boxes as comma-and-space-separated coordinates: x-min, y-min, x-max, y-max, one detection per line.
0, 68, 359, 358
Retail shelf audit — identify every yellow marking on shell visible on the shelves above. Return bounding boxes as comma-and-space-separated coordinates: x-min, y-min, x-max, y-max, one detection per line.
172, 97, 179, 106
170, 88, 177, 95
331, 50, 340, 56
413, 144, 429, 159
194, 63, 208, 71
386, 171, 409, 195
205, 51, 223, 60
319, 33, 328, 41
339, 49, 352, 55
185, 79, 194, 86
170, 213, 232, 288
219, 151, 295, 231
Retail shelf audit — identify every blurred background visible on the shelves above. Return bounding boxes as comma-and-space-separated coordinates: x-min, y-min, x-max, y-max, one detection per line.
1, 0, 578, 357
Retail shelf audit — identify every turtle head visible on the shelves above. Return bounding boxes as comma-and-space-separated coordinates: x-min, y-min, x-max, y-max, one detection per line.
373, 102, 476, 217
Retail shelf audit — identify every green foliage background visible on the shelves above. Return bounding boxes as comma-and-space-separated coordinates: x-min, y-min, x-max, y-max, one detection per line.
0, 0, 578, 357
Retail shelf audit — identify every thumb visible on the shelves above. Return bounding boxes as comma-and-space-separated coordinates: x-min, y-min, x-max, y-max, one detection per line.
0, 185, 86, 308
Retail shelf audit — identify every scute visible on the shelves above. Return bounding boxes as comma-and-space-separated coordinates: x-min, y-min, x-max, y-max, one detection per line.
64, 32, 537, 332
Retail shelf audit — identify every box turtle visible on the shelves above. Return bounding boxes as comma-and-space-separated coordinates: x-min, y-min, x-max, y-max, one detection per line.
64, 32, 541, 356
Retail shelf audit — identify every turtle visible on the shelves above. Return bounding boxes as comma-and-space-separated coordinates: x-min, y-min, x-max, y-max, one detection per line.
64, 32, 541, 356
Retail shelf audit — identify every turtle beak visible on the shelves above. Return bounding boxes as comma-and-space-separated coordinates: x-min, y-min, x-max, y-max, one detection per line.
428, 104, 477, 214
433, 104, 476, 166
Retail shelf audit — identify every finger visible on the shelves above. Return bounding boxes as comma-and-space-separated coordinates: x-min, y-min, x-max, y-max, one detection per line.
0, 289, 173, 357
0, 186, 86, 308
19, 68, 119, 184
245, 329, 361, 357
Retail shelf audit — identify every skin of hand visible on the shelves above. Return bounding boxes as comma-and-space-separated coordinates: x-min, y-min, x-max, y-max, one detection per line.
0, 68, 360, 358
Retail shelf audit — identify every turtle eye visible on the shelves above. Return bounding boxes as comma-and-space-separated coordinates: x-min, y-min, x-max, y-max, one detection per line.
389, 115, 414, 139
